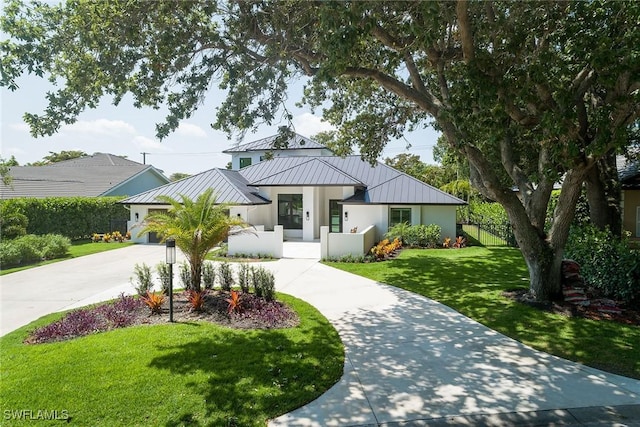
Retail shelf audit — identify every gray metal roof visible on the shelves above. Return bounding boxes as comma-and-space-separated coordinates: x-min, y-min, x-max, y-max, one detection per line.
243, 155, 466, 205
121, 169, 271, 205
242, 157, 364, 186
223, 133, 328, 153
0, 153, 169, 199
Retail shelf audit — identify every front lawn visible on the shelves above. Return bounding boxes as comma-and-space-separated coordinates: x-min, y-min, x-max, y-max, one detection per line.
0, 294, 344, 426
329, 247, 640, 379
0, 240, 133, 275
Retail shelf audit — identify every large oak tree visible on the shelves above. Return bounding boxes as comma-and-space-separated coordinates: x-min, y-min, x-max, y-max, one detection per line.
2, 0, 639, 300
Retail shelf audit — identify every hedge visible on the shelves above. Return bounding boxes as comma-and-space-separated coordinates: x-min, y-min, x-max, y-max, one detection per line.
0, 197, 128, 240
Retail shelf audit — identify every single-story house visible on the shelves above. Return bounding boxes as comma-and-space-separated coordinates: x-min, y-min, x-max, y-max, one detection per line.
122, 134, 466, 251
619, 157, 640, 241
0, 153, 170, 199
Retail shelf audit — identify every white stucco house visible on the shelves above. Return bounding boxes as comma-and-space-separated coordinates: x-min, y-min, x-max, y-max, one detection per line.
121, 134, 465, 256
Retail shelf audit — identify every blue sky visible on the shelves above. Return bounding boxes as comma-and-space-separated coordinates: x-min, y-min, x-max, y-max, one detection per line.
1, 68, 440, 177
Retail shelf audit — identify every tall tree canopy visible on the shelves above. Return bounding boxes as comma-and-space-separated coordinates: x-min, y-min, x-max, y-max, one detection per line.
2, 1, 639, 301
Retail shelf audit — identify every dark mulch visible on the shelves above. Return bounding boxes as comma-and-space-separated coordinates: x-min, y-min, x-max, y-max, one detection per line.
26, 291, 300, 345
503, 288, 640, 326
143, 290, 300, 329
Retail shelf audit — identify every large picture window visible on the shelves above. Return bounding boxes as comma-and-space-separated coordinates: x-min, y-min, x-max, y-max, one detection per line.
389, 208, 412, 227
278, 194, 303, 229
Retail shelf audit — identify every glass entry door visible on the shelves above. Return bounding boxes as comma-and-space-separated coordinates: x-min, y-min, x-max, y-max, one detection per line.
329, 200, 342, 233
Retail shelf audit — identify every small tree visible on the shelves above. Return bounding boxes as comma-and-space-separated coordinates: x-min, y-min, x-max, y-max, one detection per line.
139, 189, 248, 291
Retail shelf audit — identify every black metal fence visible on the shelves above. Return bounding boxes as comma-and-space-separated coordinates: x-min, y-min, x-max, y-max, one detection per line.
459, 220, 517, 247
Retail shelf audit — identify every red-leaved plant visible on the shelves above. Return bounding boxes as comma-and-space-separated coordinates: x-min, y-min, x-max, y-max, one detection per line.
187, 290, 207, 312
226, 290, 242, 314
141, 291, 166, 314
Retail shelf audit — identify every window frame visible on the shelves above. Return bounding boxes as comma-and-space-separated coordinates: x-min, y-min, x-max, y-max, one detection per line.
239, 157, 252, 168
389, 207, 412, 227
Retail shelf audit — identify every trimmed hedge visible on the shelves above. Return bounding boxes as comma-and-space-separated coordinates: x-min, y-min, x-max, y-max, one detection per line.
0, 234, 71, 268
0, 197, 128, 240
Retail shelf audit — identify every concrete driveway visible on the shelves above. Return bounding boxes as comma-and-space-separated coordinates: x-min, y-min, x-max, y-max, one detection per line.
1, 245, 639, 426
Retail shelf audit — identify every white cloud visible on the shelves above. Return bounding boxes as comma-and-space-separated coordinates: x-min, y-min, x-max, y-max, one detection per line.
133, 135, 172, 152
8, 122, 30, 133
61, 119, 137, 136
176, 122, 207, 138
293, 112, 335, 137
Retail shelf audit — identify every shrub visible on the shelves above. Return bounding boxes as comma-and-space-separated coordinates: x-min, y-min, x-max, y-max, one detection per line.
179, 261, 192, 290
237, 263, 251, 293
202, 261, 216, 290
131, 263, 153, 296
565, 225, 640, 303
385, 224, 441, 248
156, 262, 172, 295
0, 202, 28, 240
226, 290, 242, 314
141, 291, 166, 315
218, 262, 234, 291
38, 234, 71, 259
186, 290, 207, 312
0, 243, 22, 267
252, 266, 275, 301
0, 197, 128, 240
27, 294, 143, 344
371, 238, 402, 260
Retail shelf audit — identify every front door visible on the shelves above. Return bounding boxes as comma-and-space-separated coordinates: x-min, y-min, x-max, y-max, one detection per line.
329, 200, 343, 233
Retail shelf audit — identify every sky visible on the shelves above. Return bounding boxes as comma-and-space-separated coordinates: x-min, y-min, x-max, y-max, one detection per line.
1, 67, 441, 178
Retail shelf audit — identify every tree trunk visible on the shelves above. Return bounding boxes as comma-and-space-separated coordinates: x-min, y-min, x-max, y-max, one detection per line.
585, 152, 622, 235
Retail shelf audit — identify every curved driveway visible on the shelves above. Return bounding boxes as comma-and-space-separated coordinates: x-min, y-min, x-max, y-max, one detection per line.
1, 245, 639, 426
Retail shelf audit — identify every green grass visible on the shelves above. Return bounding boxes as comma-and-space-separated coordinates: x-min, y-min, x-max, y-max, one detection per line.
329, 247, 640, 379
0, 240, 134, 275
0, 293, 344, 426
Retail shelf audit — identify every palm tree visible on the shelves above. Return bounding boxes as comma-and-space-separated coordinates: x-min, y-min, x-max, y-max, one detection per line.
139, 189, 248, 291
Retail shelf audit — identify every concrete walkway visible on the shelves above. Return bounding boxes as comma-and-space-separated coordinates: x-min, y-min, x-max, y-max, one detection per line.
1, 245, 639, 426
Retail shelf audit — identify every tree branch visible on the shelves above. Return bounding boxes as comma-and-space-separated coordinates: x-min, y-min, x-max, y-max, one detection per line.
456, 0, 475, 63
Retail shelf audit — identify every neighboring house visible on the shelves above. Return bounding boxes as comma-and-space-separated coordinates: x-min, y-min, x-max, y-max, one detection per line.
619, 157, 640, 241
122, 134, 466, 248
0, 153, 170, 199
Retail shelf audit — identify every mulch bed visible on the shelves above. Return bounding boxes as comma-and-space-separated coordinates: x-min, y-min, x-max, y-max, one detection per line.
503, 288, 640, 326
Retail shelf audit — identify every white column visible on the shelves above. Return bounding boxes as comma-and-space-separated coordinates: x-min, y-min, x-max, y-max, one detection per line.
303, 187, 315, 241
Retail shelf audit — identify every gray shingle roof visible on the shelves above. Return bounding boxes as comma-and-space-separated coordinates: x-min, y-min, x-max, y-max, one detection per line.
223, 133, 328, 153
121, 169, 270, 205
0, 153, 168, 199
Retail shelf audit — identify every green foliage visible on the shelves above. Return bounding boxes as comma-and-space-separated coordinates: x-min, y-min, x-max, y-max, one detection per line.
218, 261, 234, 292
0, 197, 128, 240
565, 226, 640, 303
385, 223, 441, 248
251, 266, 276, 301
0, 202, 28, 239
156, 262, 172, 295
26, 150, 87, 166
179, 261, 192, 290
131, 263, 154, 296
468, 201, 509, 224
237, 263, 250, 293
201, 261, 216, 290
0, 234, 70, 268
139, 188, 247, 291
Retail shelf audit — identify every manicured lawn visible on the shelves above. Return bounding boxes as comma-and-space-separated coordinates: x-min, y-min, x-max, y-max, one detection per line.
0, 240, 133, 275
329, 247, 640, 379
0, 294, 344, 426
